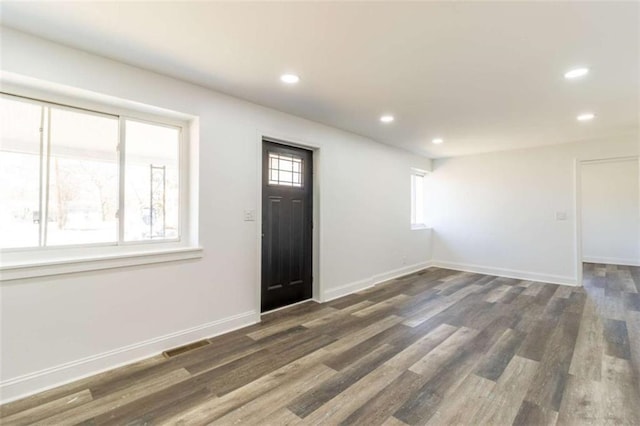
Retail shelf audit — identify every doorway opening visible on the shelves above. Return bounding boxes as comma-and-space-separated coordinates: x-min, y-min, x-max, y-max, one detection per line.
577, 156, 639, 281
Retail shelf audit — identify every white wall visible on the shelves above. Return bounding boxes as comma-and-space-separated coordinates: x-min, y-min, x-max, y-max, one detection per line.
0, 28, 432, 402
431, 135, 639, 285
581, 158, 640, 266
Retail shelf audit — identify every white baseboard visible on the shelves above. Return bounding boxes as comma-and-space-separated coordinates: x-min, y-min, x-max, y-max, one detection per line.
582, 256, 640, 267
430, 260, 579, 287
322, 276, 375, 302
322, 261, 432, 302
371, 261, 433, 285
0, 310, 258, 404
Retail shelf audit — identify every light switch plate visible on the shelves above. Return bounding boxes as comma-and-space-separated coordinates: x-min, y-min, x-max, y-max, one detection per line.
244, 209, 256, 221
555, 211, 567, 221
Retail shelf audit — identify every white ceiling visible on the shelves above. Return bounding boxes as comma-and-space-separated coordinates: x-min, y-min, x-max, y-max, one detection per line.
1, 1, 638, 158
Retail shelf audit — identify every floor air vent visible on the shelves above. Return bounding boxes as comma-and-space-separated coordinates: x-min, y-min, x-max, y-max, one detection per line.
162, 339, 210, 358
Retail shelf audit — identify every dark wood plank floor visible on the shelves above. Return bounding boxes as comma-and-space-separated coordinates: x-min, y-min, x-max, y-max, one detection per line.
2, 264, 639, 425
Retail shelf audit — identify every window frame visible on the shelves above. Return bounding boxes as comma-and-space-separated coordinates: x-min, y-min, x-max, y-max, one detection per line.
0, 88, 200, 280
410, 169, 429, 230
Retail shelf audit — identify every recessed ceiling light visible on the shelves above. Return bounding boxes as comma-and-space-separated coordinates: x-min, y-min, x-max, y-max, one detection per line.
577, 113, 595, 121
380, 115, 394, 123
280, 74, 300, 84
564, 67, 589, 79
432, 138, 444, 144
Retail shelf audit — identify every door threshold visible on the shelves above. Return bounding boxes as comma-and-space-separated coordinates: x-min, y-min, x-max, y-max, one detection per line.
261, 298, 315, 316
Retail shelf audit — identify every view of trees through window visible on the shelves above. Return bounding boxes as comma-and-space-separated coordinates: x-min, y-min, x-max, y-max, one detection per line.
0, 95, 180, 250
46, 106, 119, 246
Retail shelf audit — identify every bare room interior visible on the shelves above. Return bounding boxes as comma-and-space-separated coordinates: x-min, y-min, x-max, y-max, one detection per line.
0, 2, 638, 425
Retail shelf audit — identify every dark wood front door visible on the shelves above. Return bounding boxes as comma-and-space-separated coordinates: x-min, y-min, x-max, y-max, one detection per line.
261, 140, 313, 312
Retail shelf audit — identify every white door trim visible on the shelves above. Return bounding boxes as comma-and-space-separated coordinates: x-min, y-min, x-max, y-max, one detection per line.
574, 155, 639, 280
255, 129, 322, 317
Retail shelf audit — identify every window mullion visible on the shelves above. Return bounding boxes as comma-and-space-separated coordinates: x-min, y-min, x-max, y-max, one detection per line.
42, 107, 52, 246
37, 106, 45, 246
118, 117, 126, 244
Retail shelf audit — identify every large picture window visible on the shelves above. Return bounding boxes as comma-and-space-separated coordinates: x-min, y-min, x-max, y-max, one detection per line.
0, 94, 182, 250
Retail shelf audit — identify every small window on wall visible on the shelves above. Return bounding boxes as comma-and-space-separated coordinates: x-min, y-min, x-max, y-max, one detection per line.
411, 171, 428, 229
268, 152, 303, 187
0, 94, 182, 250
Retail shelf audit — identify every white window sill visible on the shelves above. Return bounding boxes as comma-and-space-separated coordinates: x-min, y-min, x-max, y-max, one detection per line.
411, 224, 431, 231
0, 246, 203, 282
